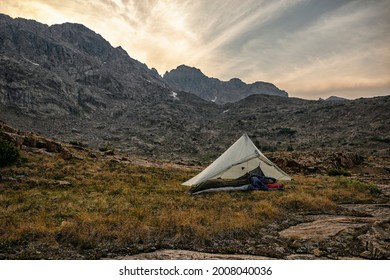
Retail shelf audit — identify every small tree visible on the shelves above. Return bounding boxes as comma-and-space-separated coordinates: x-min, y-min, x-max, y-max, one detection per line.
0, 137, 20, 167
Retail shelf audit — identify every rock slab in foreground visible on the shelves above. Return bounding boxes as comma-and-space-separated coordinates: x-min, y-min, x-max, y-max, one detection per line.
112, 249, 275, 260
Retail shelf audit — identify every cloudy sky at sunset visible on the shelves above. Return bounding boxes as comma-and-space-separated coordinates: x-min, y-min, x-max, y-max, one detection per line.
1, 0, 389, 99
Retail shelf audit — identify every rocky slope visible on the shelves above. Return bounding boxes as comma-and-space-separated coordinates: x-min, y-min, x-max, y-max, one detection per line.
217, 94, 390, 157
0, 14, 389, 164
163, 64, 288, 104
0, 13, 218, 158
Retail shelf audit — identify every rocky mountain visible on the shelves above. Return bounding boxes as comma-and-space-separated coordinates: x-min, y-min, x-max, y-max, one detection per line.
163, 65, 288, 104
0, 13, 168, 115
0, 13, 221, 158
0, 14, 389, 164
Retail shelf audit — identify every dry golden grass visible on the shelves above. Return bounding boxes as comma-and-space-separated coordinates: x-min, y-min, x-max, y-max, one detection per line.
0, 149, 382, 258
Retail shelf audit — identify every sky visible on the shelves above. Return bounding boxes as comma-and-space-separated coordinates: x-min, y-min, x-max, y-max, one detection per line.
1, 0, 390, 100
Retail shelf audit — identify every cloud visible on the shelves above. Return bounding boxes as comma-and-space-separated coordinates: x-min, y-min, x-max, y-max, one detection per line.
194, 0, 390, 98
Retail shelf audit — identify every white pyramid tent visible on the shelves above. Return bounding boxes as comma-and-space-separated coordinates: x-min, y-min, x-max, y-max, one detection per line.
183, 134, 291, 187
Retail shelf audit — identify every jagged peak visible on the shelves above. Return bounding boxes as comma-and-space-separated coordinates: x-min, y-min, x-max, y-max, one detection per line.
228, 77, 244, 85
0, 13, 12, 20
176, 64, 200, 71
164, 64, 206, 79
53, 22, 90, 31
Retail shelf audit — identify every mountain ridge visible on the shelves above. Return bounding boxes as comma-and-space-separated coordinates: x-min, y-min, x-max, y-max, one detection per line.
163, 64, 288, 104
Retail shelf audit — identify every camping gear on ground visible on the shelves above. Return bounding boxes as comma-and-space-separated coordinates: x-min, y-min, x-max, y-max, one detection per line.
188, 173, 251, 195
265, 183, 285, 189
249, 174, 285, 191
183, 133, 291, 194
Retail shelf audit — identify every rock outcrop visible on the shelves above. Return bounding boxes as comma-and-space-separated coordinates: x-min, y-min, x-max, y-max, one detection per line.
279, 188, 390, 260
113, 249, 274, 260
0, 121, 79, 160
270, 151, 365, 174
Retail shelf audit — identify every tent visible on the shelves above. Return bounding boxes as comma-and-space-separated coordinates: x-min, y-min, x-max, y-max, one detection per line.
183, 134, 291, 190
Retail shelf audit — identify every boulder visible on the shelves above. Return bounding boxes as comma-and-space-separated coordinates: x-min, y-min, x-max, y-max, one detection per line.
60, 149, 73, 160
0, 131, 24, 147
45, 141, 63, 153
23, 134, 38, 148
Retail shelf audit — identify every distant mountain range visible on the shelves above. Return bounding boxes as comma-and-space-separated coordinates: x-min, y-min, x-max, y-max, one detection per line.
163, 65, 288, 104
324, 96, 348, 102
1, 13, 389, 162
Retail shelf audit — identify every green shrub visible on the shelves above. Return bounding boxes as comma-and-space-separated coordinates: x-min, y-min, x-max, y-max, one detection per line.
0, 137, 20, 167
327, 168, 351, 176
339, 179, 381, 195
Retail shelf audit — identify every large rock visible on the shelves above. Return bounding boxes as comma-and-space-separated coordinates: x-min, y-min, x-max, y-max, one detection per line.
1, 121, 65, 153
111, 249, 274, 260
279, 216, 376, 241
358, 219, 390, 259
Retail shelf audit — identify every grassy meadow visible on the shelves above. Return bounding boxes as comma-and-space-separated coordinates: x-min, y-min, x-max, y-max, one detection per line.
0, 147, 382, 259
